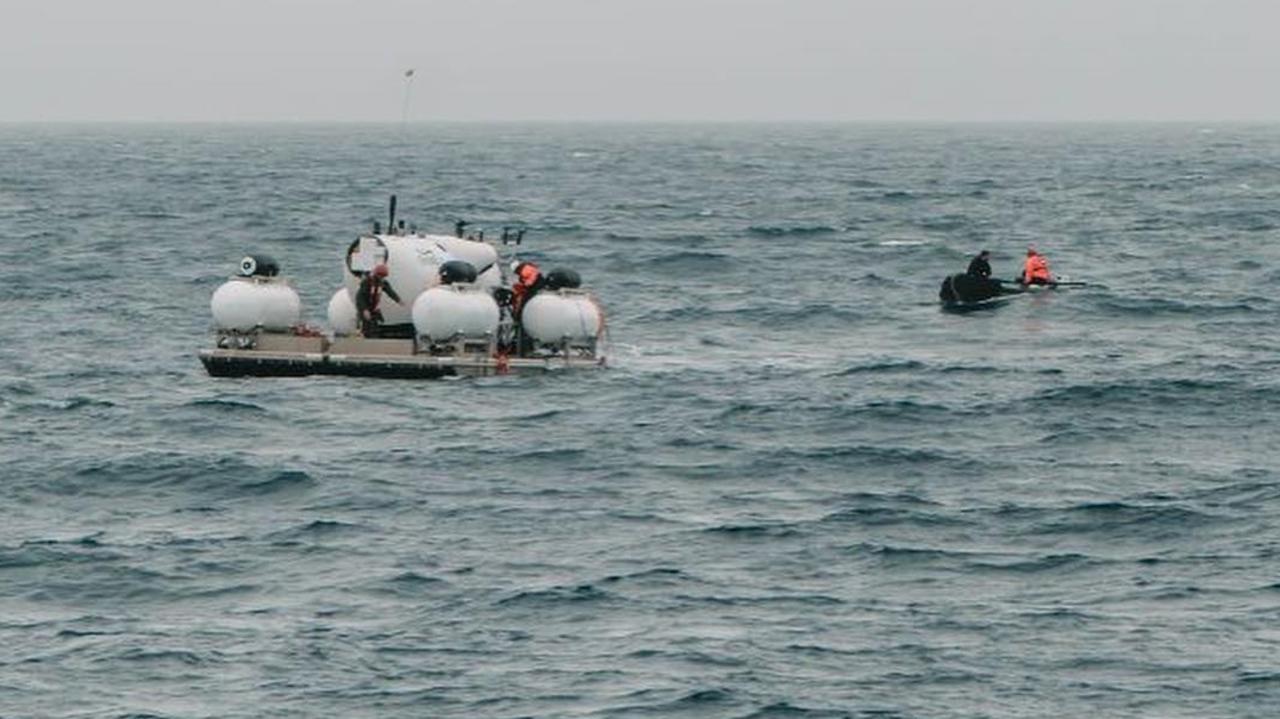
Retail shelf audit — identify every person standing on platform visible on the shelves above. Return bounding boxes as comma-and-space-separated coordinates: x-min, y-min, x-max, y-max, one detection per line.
355, 263, 402, 338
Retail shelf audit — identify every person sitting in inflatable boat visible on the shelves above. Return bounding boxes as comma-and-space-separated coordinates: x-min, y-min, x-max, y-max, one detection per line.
1020, 247, 1053, 286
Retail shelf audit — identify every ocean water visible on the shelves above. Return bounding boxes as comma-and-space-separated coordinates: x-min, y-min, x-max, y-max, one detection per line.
1, 123, 1278, 718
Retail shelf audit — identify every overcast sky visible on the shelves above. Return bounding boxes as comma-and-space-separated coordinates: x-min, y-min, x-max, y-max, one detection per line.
3, 0, 1278, 122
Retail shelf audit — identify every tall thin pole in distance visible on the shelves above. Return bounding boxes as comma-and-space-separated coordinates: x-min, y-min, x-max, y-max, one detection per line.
400, 68, 416, 131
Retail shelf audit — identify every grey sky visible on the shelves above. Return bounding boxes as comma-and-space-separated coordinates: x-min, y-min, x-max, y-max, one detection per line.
3, 0, 1278, 122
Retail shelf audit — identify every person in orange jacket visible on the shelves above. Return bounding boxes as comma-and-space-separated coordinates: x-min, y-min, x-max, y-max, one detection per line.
1021, 247, 1053, 285
510, 261, 545, 318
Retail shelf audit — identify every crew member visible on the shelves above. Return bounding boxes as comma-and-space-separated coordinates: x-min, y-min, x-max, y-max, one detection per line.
966, 250, 992, 278
355, 263, 402, 338
1021, 247, 1053, 285
510, 260, 544, 318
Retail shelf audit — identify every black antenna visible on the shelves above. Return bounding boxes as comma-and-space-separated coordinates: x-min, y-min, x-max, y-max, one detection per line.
388, 195, 397, 234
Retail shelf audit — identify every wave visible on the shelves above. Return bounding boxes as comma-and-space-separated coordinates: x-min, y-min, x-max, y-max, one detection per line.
187, 398, 268, 413
70, 453, 249, 488
635, 250, 734, 271
837, 490, 938, 506
737, 701, 856, 717
993, 501, 1225, 538
1188, 476, 1280, 507
919, 215, 971, 231
598, 567, 689, 585
504, 447, 587, 462
879, 190, 917, 202
773, 444, 974, 469
635, 303, 863, 324
62, 453, 321, 500
841, 178, 884, 189
821, 506, 971, 528
604, 231, 714, 245
746, 225, 840, 237
129, 210, 182, 220
1190, 209, 1280, 232
875, 238, 929, 246
968, 552, 1093, 573
372, 571, 448, 596
1011, 607, 1098, 625
702, 523, 804, 539
846, 542, 970, 565
240, 470, 315, 495
828, 359, 926, 375
114, 648, 213, 666
530, 222, 585, 233
0, 543, 123, 570
497, 583, 613, 606
856, 272, 900, 287
1090, 296, 1266, 317
57, 396, 117, 411
1023, 377, 1274, 410
3, 393, 117, 413
1238, 671, 1280, 685
267, 519, 366, 542
672, 593, 845, 607
602, 686, 740, 715
623, 648, 747, 667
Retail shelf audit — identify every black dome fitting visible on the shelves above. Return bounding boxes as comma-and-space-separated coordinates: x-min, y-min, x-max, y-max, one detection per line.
439, 260, 478, 285
544, 268, 582, 290
239, 254, 281, 277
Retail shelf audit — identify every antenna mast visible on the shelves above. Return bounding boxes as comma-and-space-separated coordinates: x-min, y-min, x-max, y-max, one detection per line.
400, 68, 416, 129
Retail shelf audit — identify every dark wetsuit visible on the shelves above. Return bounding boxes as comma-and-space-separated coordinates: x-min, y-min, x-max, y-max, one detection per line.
355, 276, 402, 337
944, 254, 1002, 303
967, 255, 992, 278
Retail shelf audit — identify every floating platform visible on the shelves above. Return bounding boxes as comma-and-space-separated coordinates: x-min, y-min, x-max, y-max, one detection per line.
198, 334, 603, 379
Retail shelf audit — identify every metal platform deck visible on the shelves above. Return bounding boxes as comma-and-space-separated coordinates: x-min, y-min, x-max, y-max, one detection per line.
198, 335, 603, 379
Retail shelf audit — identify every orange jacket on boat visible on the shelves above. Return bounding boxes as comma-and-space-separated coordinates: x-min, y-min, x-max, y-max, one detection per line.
1023, 252, 1052, 284
512, 262, 543, 314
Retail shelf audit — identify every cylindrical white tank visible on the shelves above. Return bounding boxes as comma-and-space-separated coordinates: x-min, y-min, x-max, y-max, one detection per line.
412, 285, 500, 341
211, 277, 301, 332
326, 288, 357, 336
521, 291, 603, 345
343, 234, 501, 325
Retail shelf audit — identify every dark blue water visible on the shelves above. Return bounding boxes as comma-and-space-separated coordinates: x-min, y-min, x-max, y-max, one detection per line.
1, 123, 1278, 718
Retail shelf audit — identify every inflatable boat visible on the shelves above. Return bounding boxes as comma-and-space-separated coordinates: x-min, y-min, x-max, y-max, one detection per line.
938, 272, 1085, 310
199, 197, 606, 378
938, 273, 1025, 309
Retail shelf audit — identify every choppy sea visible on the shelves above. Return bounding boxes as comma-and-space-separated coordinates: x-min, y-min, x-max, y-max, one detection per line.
1, 123, 1278, 718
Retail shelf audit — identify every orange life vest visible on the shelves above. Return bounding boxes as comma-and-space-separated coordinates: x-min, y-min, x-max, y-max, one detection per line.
512, 263, 542, 313
1024, 254, 1051, 283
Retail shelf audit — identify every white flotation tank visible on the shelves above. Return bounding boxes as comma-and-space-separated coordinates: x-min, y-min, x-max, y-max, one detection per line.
326, 288, 358, 336
211, 277, 302, 332
343, 234, 501, 326
411, 284, 500, 341
521, 290, 603, 346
